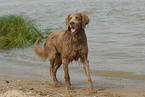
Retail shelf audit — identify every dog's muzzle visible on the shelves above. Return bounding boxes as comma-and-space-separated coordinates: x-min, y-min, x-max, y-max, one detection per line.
69, 21, 78, 33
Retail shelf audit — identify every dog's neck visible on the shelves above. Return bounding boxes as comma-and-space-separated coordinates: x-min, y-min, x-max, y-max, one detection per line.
64, 28, 87, 45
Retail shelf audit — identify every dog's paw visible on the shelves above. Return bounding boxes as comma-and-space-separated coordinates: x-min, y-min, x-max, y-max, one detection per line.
56, 81, 62, 85
89, 89, 97, 94
54, 81, 62, 86
50, 81, 62, 87
67, 85, 73, 90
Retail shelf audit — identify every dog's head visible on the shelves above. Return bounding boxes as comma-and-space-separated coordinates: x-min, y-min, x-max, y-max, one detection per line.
66, 13, 90, 33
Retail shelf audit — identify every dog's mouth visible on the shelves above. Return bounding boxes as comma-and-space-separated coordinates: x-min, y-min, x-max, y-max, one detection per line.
69, 25, 78, 33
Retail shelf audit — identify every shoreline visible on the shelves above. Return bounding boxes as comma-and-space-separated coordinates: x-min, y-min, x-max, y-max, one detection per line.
0, 76, 145, 97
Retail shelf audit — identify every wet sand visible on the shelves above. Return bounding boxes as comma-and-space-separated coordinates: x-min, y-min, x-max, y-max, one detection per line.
91, 70, 145, 80
0, 76, 145, 97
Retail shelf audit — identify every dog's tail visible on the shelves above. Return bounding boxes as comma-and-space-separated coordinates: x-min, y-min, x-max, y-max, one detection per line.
34, 38, 48, 61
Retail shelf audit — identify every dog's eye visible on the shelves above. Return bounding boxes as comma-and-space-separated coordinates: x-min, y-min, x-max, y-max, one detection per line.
75, 16, 80, 20
69, 17, 72, 20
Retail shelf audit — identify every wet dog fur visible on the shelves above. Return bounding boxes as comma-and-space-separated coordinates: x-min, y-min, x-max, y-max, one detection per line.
34, 13, 94, 91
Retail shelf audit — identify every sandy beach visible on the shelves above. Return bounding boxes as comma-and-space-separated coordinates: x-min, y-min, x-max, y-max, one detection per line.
0, 76, 145, 97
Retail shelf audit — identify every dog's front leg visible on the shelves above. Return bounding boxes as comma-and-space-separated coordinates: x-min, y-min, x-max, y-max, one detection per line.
82, 58, 94, 91
62, 59, 72, 90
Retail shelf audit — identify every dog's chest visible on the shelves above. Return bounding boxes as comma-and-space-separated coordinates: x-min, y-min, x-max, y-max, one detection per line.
68, 40, 85, 61
69, 46, 81, 61
63, 32, 87, 61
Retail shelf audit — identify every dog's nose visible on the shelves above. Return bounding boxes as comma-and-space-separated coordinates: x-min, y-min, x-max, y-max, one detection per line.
70, 21, 75, 25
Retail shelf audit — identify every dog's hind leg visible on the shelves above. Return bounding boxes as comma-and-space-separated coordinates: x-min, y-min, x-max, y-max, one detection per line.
53, 55, 62, 85
49, 57, 57, 85
48, 48, 58, 86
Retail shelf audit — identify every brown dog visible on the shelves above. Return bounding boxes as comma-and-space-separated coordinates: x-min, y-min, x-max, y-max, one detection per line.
34, 13, 93, 91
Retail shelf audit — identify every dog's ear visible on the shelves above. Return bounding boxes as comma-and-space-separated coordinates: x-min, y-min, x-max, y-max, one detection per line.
81, 13, 90, 29
66, 14, 71, 27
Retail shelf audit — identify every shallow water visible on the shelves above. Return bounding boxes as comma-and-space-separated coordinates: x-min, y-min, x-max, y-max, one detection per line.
0, 0, 145, 89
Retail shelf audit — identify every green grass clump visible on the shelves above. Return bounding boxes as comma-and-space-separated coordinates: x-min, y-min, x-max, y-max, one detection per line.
0, 14, 44, 48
